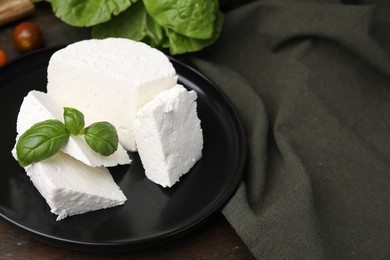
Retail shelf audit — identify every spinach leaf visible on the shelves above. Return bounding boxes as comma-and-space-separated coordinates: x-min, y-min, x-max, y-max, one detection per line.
143, 0, 218, 40
16, 120, 70, 167
48, 0, 135, 27
36, 0, 224, 54
84, 122, 118, 156
93, 0, 224, 54
63, 107, 85, 135
164, 10, 224, 55
92, 1, 165, 48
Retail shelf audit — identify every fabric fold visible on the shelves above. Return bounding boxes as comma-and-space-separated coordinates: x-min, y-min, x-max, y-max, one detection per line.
192, 0, 390, 258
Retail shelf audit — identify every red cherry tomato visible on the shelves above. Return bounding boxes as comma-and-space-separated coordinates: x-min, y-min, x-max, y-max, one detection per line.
13, 22, 43, 53
0, 49, 7, 67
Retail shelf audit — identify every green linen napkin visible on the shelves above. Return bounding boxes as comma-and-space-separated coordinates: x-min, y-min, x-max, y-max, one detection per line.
190, 0, 390, 259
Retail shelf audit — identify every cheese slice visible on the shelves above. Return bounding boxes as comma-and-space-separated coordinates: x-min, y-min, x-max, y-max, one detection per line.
16, 90, 130, 167
46, 38, 177, 151
134, 85, 203, 188
25, 152, 126, 221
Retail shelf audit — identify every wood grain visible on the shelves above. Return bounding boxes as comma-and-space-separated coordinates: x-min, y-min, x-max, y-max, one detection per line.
0, 0, 35, 27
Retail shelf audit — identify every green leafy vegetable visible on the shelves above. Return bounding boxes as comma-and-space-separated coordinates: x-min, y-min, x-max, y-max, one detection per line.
163, 11, 224, 54
16, 120, 70, 167
84, 122, 119, 156
39, 0, 135, 27
143, 0, 218, 40
35, 0, 224, 54
64, 107, 85, 135
92, 1, 165, 48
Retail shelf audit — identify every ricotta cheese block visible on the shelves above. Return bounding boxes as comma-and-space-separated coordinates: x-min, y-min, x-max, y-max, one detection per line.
25, 152, 127, 221
16, 90, 131, 167
46, 38, 178, 151
133, 85, 203, 188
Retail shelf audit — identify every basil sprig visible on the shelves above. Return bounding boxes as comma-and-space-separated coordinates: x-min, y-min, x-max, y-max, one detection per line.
16, 107, 119, 167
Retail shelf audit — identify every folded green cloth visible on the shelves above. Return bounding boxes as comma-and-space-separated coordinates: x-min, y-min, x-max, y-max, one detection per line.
189, 0, 390, 258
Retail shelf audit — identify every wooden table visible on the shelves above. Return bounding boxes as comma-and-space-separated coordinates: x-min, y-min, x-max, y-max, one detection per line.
0, 3, 254, 259
0, 215, 253, 259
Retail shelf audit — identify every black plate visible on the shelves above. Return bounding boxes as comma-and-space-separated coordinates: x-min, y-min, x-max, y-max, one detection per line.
0, 47, 246, 251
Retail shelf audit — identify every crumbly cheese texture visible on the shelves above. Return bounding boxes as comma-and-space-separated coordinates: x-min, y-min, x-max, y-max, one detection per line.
46, 38, 177, 151
25, 152, 127, 221
16, 90, 131, 167
134, 85, 203, 188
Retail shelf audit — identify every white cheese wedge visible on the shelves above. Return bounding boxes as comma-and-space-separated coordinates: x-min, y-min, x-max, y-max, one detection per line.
134, 85, 203, 188
25, 152, 127, 221
16, 90, 131, 167
46, 38, 177, 151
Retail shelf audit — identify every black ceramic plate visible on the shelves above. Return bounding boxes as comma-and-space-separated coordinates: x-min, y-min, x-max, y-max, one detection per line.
0, 47, 246, 251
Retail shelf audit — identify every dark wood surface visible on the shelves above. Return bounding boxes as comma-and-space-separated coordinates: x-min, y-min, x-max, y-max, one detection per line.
0, 215, 253, 259
0, 3, 254, 259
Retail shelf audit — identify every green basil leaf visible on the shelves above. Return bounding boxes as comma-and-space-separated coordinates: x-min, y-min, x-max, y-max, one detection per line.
16, 120, 70, 167
92, 1, 166, 48
48, 0, 134, 27
143, 0, 218, 39
84, 122, 118, 156
63, 107, 85, 135
164, 10, 224, 54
